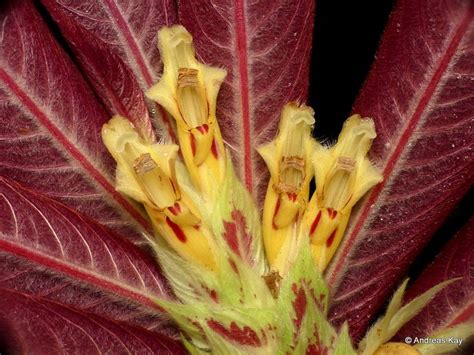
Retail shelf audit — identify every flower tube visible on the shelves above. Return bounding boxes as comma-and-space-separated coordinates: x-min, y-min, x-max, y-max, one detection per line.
258, 103, 316, 275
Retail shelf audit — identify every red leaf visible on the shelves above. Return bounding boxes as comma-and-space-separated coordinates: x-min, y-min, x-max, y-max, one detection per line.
0, 177, 176, 337
0, 289, 185, 355
326, 0, 474, 337
395, 217, 474, 339
0, 0, 151, 243
40, 0, 178, 141
179, 0, 315, 200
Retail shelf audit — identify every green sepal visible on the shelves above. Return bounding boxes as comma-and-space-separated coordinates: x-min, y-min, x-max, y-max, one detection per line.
359, 278, 459, 355
333, 323, 357, 355
210, 155, 266, 273
276, 236, 332, 353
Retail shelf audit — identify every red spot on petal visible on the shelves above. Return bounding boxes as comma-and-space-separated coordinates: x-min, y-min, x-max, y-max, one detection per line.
166, 217, 187, 243
287, 192, 297, 202
272, 197, 281, 230
190, 134, 196, 156
309, 210, 322, 236
328, 208, 337, 219
207, 320, 262, 347
168, 202, 181, 216
211, 138, 219, 159
326, 228, 338, 248
196, 124, 209, 134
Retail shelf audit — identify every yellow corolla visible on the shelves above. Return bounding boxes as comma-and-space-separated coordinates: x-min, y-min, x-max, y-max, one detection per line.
101, 116, 217, 270
302, 114, 383, 271
258, 103, 317, 275
146, 25, 227, 200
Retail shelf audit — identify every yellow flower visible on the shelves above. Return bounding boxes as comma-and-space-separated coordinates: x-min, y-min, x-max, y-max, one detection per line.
146, 25, 227, 199
101, 116, 217, 270
258, 103, 316, 275
373, 343, 420, 355
302, 114, 383, 271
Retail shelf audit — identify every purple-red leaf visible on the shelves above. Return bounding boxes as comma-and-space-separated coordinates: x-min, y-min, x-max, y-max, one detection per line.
40, 0, 178, 141
0, 289, 185, 355
395, 217, 474, 339
0, 0, 151, 243
179, 0, 315, 200
0, 176, 176, 337
326, 0, 474, 338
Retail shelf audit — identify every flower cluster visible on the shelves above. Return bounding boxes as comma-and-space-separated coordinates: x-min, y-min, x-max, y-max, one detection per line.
101, 25, 464, 355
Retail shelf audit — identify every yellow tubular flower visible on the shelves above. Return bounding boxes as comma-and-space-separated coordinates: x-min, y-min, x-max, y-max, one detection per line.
373, 343, 420, 355
146, 25, 227, 199
101, 116, 217, 270
258, 103, 316, 276
302, 114, 383, 271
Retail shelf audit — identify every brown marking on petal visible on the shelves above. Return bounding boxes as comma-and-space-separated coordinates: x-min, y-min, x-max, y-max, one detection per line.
328, 208, 338, 219
133, 153, 157, 175
337, 156, 356, 171
177, 68, 199, 87
165, 217, 187, 242
207, 320, 262, 347
326, 228, 338, 247
310, 210, 322, 236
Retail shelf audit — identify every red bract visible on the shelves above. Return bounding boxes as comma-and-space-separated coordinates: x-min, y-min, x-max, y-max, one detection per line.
0, 0, 151, 244
40, 0, 178, 141
0, 0, 472, 352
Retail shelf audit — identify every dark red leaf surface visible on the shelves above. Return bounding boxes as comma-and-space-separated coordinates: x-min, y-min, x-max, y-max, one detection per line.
0, 176, 177, 338
395, 217, 474, 339
0, 0, 151, 243
179, 0, 315, 201
40, 0, 178, 141
0, 289, 185, 355
326, 0, 474, 338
